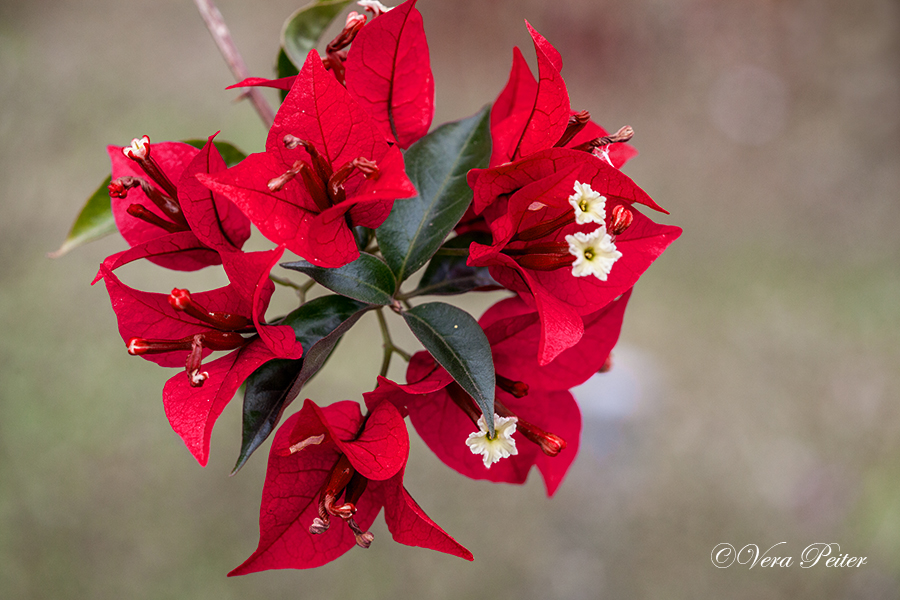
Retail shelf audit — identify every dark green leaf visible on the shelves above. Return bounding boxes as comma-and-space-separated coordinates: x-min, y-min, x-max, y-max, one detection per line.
282, 0, 353, 69
281, 253, 396, 305
182, 139, 247, 167
402, 302, 496, 435
49, 176, 115, 258
276, 47, 300, 101
411, 232, 500, 297
235, 295, 370, 472
377, 105, 492, 283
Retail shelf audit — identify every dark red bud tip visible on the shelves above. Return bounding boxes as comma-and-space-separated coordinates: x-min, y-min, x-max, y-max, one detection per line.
609, 205, 633, 235
168, 288, 191, 310
309, 517, 330, 535
496, 374, 530, 398
555, 110, 592, 148
537, 433, 567, 457
510, 381, 529, 398
126, 337, 150, 355
598, 355, 613, 373
108, 181, 128, 198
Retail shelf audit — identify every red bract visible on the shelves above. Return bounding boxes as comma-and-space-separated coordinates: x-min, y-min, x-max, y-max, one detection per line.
480, 290, 632, 392
201, 51, 416, 268
96, 248, 303, 465
230, 399, 472, 574
107, 134, 250, 270
363, 291, 624, 496
467, 148, 680, 364
489, 22, 637, 169
369, 351, 579, 497
345, 0, 433, 148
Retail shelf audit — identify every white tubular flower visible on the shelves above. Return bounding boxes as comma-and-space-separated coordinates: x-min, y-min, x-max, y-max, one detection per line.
123, 135, 150, 160
566, 228, 622, 280
465, 414, 518, 468
568, 181, 606, 225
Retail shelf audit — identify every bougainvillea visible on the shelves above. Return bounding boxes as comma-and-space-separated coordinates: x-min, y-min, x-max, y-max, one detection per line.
58, 0, 681, 574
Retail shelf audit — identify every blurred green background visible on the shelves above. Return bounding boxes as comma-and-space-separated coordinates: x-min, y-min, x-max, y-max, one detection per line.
2, 0, 899, 597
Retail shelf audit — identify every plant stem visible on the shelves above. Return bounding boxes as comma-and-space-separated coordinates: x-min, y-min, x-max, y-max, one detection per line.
270, 274, 317, 302
433, 247, 469, 257
193, 0, 275, 128
375, 308, 411, 378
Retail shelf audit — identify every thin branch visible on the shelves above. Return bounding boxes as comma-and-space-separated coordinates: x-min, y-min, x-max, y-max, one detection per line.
193, 0, 276, 128
376, 308, 393, 378
375, 308, 411, 377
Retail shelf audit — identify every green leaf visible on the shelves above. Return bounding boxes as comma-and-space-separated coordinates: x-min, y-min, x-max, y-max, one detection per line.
182, 139, 247, 167
281, 0, 353, 69
377, 105, 492, 283
49, 176, 115, 258
411, 232, 499, 298
235, 295, 370, 473
281, 253, 396, 305
402, 302, 496, 435
275, 47, 300, 101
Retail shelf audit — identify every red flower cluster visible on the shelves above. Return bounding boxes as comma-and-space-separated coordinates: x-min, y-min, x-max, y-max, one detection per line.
82, 0, 680, 574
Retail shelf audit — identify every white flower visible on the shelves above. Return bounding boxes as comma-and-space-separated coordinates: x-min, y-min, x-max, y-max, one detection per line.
565, 228, 622, 280
568, 181, 606, 225
465, 414, 518, 468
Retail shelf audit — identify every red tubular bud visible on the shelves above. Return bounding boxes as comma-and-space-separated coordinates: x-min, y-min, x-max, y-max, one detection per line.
167, 289, 251, 331
510, 210, 574, 243
496, 374, 529, 398
126, 204, 188, 233
328, 157, 381, 203
503, 242, 574, 271
515, 420, 567, 457
495, 399, 567, 457
609, 205, 633, 235
555, 110, 591, 148
321, 455, 357, 519
570, 125, 635, 153
447, 383, 482, 425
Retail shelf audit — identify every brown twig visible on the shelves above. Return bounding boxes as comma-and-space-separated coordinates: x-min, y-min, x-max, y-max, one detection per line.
192, 0, 276, 128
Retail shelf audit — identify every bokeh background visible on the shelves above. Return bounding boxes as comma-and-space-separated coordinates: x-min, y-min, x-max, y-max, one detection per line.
2, 0, 899, 597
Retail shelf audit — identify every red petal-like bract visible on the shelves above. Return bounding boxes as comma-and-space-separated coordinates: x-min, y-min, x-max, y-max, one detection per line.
467, 149, 680, 364
107, 138, 248, 270
230, 399, 470, 574
163, 338, 276, 466
345, 0, 434, 148
97, 247, 302, 465
481, 291, 631, 391
489, 23, 569, 166
489, 23, 638, 168
178, 134, 251, 252
373, 351, 580, 497
200, 51, 415, 268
